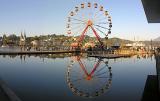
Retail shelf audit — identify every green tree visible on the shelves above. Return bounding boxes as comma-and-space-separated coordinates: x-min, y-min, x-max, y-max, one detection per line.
8, 34, 18, 41
2, 34, 8, 45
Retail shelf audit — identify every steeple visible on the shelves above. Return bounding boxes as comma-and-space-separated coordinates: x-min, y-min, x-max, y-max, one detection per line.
20, 31, 23, 39
24, 31, 26, 40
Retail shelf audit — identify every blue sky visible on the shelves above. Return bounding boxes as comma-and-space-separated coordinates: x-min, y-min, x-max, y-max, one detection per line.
0, 0, 159, 40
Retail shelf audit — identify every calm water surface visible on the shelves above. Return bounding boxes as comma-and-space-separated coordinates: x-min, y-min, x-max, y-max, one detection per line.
0, 54, 156, 101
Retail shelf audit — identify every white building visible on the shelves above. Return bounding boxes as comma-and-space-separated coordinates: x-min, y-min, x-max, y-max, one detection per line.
125, 42, 145, 49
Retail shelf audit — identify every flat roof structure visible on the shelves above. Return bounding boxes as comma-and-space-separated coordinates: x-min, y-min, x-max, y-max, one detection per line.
141, 0, 160, 23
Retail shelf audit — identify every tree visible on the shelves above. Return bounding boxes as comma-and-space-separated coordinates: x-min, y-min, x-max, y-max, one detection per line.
2, 34, 8, 45
8, 34, 19, 45
8, 34, 18, 41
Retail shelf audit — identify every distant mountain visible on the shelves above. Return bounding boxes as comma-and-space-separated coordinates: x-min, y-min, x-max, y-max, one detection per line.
154, 36, 160, 41
102, 37, 133, 47
107, 37, 133, 43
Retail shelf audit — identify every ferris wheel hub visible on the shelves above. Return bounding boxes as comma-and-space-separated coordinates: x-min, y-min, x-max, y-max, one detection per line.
86, 75, 92, 80
87, 20, 93, 26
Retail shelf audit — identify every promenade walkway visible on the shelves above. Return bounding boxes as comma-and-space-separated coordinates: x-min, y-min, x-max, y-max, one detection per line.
0, 87, 10, 101
88, 54, 132, 59
0, 78, 21, 101
0, 50, 80, 55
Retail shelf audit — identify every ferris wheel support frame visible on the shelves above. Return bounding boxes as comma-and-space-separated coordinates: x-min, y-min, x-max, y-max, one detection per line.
90, 26, 104, 49
77, 20, 104, 49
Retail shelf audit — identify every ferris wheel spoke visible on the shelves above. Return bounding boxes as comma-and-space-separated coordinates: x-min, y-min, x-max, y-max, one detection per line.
72, 26, 84, 32
92, 81, 104, 91
95, 17, 108, 21
70, 22, 85, 25
94, 13, 104, 21
88, 5, 94, 20
71, 77, 86, 82
76, 13, 86, 21
94, 9, 103, 18
93, 71, 108, 77
72, 23, 85, 29
79, 8, 87, 22
95, 21, 109, 25
97, 76, 109, 78
93, 10, 100, 19
71, 22, 86, 29
72, 24, 85, 30
92, 79, 108, 88
72, 26, 86, 36
94, 27, 107, 36
95, 65, 107, 73
71, 70, 83, 74
96, 22, 109, 24
94, 24, 109, 30
70, 17, 86, 23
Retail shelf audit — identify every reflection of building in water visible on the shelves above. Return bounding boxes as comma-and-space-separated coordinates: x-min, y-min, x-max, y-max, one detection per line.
20, 55, 26, 62
141, 1, 160, 99
155, 55, 160, 92
136, 54, 153, 59
66, 56, 112, 98
9, 55, 17, 59
141, 54, 160, 101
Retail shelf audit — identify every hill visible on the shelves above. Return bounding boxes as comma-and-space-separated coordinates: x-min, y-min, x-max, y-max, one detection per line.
154, 36, 160, 41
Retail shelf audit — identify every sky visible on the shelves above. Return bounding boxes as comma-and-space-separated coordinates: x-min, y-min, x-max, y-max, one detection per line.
0, 0, 159, 41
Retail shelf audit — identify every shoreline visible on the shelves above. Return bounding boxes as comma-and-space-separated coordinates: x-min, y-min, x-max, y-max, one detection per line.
0, 50, 80, 55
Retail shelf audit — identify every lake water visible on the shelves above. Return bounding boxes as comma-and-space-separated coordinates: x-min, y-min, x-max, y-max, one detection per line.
0, 54, 156, 101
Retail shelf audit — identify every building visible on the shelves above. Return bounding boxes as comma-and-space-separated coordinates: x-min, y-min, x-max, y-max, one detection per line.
31, 40, 40, 50
125, 42, 146, 50
141, 0, 160, 23
19, 32, 26, 51
111, 42, 121, 49
141, 1, 160, 99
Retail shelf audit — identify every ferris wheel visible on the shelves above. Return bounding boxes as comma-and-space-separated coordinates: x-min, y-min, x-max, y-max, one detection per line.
66, 56, 112, 98
66, 2, 112, 48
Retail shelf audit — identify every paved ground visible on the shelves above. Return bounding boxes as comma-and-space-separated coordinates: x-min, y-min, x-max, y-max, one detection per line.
141, 75, 159, 101
0, 87, 10, 101
0, 78, 21, 101
0, 50, 80, 55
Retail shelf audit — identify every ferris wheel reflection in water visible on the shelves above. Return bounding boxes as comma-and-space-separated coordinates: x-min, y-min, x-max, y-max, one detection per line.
66, 56, 112, 98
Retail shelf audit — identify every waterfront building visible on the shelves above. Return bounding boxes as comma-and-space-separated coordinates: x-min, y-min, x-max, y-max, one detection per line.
111, 42, 121, 49
31, 40, 40, 51
125, 42, 145, 49
84, 42, 95, 48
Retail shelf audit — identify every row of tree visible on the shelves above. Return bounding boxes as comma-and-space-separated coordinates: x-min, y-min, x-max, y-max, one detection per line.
1, 34, 19, 45
2, 33, 151, 48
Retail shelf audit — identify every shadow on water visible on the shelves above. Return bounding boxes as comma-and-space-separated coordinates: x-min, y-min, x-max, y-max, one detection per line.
141, 53, 160, 101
